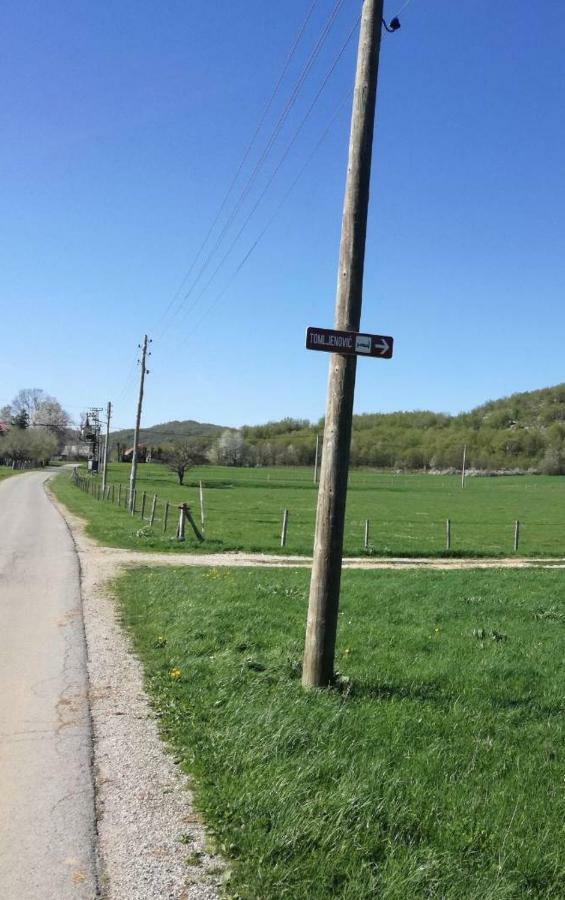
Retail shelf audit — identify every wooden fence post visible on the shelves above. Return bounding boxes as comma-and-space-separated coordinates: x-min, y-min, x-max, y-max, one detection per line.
140, 492, 146, 520
280, 508, 289, 548
117, 483, 122, 506
176, 504, 186, 541
364, 519, 370, 551
163, 500, 169, 534
446, 518, 451, 551
513, 520, 520, 553
149, 495, 157, 527
199, 480, 205, 533
131, 489, 136, 516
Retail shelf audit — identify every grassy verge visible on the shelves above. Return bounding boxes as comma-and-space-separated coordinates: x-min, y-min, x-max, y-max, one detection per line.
0, 465, 17, 483
52, 464, 565, 557
115, 566, 565, 898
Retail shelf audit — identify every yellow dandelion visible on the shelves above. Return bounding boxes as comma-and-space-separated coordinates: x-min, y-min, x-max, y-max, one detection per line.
169, 667, 182, 680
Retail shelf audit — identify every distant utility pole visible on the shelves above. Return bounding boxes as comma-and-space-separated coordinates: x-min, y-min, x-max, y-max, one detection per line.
461, 444, 467, 489
102, 400, 112, 493
128, 335, 150, 512
302, 0, 386, 689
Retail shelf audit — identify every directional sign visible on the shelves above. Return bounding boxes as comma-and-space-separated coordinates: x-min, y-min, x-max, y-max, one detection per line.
306, 326, 393, 359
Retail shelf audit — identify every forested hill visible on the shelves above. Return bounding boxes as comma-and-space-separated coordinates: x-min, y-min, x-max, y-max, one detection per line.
240, 384, 565, 472
111, 419, 224, 449
109, 385, 565, 472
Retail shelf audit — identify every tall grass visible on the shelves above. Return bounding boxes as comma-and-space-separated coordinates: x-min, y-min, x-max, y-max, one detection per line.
116, 566, 565, 898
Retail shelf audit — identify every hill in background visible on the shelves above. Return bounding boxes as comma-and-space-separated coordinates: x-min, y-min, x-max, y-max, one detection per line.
110, 419, 225, 450
111, 384, 565, 473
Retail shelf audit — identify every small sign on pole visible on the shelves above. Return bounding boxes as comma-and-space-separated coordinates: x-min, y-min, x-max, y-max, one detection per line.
306, 326, 393, 359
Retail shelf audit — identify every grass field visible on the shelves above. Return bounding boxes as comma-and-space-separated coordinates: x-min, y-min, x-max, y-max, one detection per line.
0, 465, 15, 483
52, 463, 565, 557
115, 565, 565, 898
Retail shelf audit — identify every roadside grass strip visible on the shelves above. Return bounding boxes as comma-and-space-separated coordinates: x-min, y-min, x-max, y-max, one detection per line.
115, 566, 565, 898
0, 465, 23, 483
54, 464, 565, 557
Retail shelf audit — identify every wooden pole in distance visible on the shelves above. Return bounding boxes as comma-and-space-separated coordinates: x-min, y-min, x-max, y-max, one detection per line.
313, 433, 320, 484
513, 520, 520, 553
461, 444, 467, 489
149, 494, 157, 527
128, 334, 150, 511
446, 518, 451, 551
303, 0, 384, 689
364, 519, 370, 551
163, 500, 169, 534
281, 509, 289, 548
199, 480, 205, 532
176, 504, 186, 541
102, 400, 112, 493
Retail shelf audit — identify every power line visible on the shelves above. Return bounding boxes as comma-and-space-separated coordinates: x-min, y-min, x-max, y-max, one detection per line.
159, 0, 347, 341
153, 0, 323, 341
170, 16, 360, 343
166, 86, 354, 355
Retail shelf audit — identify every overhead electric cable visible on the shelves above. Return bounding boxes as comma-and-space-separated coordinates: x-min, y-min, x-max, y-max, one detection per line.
159, 0, 347, 340
185, 96, 351, 343
154, 0, 323, 340
170, 15, 360, 339
168, 81, 354, 354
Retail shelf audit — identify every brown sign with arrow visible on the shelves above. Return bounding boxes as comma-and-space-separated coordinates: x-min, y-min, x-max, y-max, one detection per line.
305, 326, 393, 359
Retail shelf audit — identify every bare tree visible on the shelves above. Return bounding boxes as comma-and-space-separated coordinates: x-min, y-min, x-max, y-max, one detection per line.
10, 389, 71, 450
162, 441, 206, 485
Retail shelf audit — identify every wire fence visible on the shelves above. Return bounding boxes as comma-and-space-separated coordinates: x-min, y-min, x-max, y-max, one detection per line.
68, 468, 561, 557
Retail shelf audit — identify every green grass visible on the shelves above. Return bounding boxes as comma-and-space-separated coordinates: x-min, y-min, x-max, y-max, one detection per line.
115, 566, 565, 898
52, 463, 565, 557
0, 465, 17, 483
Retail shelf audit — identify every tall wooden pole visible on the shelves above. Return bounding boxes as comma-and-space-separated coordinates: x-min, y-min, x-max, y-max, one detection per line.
302, 0, 384, 689
128, 335, 149, 512
102, 400, 112, 493
461, 444, 467, 489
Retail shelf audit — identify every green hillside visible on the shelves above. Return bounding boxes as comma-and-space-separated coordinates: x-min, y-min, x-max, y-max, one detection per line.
110, 384, 565, 472
240, 384, 565, 472
110, 419, 225, 450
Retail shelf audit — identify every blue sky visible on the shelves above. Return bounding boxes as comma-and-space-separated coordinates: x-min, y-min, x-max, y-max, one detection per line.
1, 0, 564, 430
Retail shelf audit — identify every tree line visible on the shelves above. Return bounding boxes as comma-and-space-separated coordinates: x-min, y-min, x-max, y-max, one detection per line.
160, 385, 565, 474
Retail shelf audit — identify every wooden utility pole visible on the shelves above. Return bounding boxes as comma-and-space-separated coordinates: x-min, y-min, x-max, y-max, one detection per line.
128, 334, 150, 512
461, 444, 467, 489
102, 400, 112, 493
303, 0, 384, 689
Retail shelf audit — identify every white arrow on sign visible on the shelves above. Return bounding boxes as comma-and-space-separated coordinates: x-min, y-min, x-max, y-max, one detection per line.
373, 337, 390, 355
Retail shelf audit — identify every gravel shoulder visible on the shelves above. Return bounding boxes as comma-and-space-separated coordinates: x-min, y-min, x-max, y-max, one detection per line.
47, 486, 223, 899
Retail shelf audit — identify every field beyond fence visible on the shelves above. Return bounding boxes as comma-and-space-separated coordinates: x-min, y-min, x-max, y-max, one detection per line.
52, 463, 565, 557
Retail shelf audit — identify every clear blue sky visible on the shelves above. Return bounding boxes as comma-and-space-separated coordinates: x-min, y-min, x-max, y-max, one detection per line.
1, 0, 564, 430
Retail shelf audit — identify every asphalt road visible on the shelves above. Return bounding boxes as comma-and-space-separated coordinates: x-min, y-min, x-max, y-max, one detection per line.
0, 471, 98, 898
